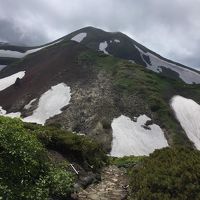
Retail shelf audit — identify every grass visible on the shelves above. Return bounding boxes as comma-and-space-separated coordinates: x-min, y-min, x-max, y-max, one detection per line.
109, 156, 144, 168
0, 116, 74, 199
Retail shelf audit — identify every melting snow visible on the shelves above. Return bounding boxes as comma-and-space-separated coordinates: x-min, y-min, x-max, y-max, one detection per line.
24, 98, 37, 110
0, 106, 6, 115
23, 83, 71, 125
110, 115, 168, 157
114, 39, 120, 43
0, 40, 62, 58
0, 50, 24, 58
171, 95, 200, 150
0, 83, 71, 123
71, 33, 87, 42
99, 41, 109, 55
129, 60, 135, 64
5, 112, 21, 118
0, 65, 6, 71
0, 106, 21, 118
0, 71, 25, 91
135, 45, 200, 84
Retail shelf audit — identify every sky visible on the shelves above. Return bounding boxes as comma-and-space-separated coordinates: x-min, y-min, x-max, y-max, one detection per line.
0, 0, 200, 68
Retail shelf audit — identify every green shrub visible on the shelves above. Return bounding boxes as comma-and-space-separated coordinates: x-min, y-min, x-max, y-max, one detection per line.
47, 167, 74, 198
23, 123, 108, 171
0, 116, 74, 200
78, 51, 95, 65
129, 147, 200, 200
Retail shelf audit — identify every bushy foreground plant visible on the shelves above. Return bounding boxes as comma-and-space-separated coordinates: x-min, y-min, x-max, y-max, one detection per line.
129, 147, 200, 200
23, 122, 108, 171
0, 116, 74, 200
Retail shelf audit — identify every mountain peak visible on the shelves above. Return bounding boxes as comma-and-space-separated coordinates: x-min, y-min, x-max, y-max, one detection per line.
1, 26, 200, 84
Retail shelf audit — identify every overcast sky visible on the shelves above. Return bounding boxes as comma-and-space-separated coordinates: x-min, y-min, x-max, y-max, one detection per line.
0, 0, 200, 68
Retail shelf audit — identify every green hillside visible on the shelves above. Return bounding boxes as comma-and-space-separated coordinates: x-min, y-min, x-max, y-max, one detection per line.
78, 49, 200, 147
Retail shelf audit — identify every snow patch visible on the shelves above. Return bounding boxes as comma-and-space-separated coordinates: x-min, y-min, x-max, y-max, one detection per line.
114, 39, 120, 43
0, 71, 25, 91
135, 45, 200, 84
71, 33, 87, 42
171, 95, 200, 150
24, 98, 37, 110
0, 65, 6, 71
5, 112, 21, 118
0, 50, 24, 58
0, 106, 6, 115
129, 60, 135, 64
0, 40, 62, 58
23, 83, 71, 125
110, 115, 168, 157
99, 41, 109, 55
0, 106, 21, 118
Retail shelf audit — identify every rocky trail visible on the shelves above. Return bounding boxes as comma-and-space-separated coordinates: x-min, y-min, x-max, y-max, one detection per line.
74, 165, 129, 200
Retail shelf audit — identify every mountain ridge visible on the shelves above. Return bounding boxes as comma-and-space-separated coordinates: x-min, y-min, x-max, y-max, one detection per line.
0, 26, 199, 81
71, 26, 199, 72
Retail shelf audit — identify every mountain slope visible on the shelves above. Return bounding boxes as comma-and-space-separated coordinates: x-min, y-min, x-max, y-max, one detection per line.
1, 27, 200, 156
1, 26, 200, 84
65, 26, 200, 84
1, 37, 200, 153
0, 39, 62, 70
1, 26, 200, 200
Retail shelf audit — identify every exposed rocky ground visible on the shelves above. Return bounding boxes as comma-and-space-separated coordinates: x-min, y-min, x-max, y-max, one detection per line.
47, 69, 149, 151
75, 165, 129, 200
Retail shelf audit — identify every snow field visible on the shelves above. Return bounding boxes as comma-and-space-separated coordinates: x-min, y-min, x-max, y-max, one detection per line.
171, 95, 200, 149
99, 41, 109, 54
71, 33, 87, 42
0, 71, 25, 91
110, 114, 168, 157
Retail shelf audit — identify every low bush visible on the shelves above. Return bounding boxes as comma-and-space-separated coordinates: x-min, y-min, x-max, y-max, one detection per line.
129, 147, 200, 200
0, 116, 74, 199
23, 122, 108, 171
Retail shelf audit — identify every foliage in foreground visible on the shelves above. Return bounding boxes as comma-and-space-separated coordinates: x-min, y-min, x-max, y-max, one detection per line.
0, 116, 74, 199
129, 147, 200, 200
23, 122, 108, 171
0, 116, 107, 199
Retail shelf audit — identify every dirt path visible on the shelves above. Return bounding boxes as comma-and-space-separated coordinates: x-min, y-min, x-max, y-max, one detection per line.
76, 165, 129, 200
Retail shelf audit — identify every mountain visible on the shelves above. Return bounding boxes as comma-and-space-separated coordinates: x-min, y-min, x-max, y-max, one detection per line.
1, 26, 200, 199
1, 26, 200, 83
66, 27, 200, 84
0, 26, 200, 155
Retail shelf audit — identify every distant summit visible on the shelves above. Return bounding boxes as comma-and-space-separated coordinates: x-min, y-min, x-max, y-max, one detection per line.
0, 26, 200, 83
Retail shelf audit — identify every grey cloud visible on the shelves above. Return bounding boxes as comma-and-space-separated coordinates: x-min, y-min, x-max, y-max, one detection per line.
0, 18, 48, 46
0, 0, 199, 68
